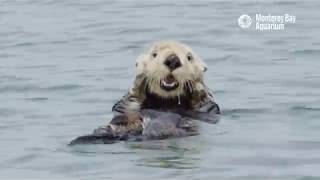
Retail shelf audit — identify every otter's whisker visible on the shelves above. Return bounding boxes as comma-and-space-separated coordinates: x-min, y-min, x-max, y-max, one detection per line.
185, 81, 192, 93
188, 81, 192, 93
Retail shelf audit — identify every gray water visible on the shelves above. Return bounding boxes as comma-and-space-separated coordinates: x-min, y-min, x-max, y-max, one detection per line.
1, 0, 320, 179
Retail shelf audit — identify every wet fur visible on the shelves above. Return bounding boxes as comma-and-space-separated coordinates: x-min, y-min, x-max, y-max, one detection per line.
135, 40, 207, 98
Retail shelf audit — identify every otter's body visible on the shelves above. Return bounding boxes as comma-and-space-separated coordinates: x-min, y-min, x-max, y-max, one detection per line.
70, 41, 220, 145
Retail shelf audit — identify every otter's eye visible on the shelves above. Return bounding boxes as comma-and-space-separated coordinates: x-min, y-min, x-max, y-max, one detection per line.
139, 117, 143, 122
152, 52, 157, 58
187, 53, 193, 61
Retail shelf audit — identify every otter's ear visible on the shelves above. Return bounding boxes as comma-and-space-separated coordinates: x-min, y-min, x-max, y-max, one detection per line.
193, 53, 207, 72
198, 58, 208, 72
203, 66, 208, 72
135, 54, 147, 75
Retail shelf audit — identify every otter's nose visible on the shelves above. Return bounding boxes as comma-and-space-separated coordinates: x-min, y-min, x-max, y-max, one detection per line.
164, 54, 181, 71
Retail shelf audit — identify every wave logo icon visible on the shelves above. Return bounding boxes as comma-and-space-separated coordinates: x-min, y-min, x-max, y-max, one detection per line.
238, 14, 252, 29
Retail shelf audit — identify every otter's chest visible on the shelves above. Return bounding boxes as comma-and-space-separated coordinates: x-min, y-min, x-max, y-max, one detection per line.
141, 92, 193, 111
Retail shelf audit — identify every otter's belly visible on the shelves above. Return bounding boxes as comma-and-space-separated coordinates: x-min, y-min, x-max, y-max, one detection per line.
69, 110, 198, 145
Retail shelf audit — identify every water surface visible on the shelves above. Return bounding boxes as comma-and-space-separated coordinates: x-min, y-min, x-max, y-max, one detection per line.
1, 0, 320, 179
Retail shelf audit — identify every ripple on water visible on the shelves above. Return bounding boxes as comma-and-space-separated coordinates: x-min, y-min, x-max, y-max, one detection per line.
136, 156, 199, 169
68, 144, 136, 156
288, 140, 320, 150
205, 28, 230, 35
103, 87, 127, 93
9, 42, 35, 48
0, 108, 20, 117
6, 153, 41, 167
127, 140, 200, 169
288, 105, 320, 120
290, 105, 320, 112
114, 44, 144, 53
222, 108, 273, 119
273, 1, 299, 6
0, 53, 17, 58
24, 114, 51, 120
73, 97, 109, 104
127, 2, 178, 9
291, 49, 320, 55
0, 75, 32, 82
46, 84, 87, 91
227, 156, 320, 167
115, 27, 165, 35
0, 84, 86, 93
24, 97, 49, 102
264, 39, 287, 45
210, 55, 234, 63
0, 84, 39, 93
127, 141, 193, 152
17, 64, 58, 70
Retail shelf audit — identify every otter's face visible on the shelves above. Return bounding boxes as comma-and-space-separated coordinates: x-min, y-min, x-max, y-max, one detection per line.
135, 41, 207, 98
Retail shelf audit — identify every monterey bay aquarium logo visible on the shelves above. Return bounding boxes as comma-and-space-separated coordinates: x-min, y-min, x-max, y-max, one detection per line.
238, 14, 296, 31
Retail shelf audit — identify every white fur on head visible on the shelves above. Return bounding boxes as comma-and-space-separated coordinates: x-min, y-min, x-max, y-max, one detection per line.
135, 40, 207, 98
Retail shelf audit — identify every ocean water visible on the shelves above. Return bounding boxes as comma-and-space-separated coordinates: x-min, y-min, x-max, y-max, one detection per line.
1, 0, 320, 179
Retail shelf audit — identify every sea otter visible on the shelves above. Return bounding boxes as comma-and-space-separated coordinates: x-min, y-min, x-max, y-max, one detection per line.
69, 41, 220, 145
112, 40, 220, 121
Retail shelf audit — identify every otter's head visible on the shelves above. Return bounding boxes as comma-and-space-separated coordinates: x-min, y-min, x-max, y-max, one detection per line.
135, 41, 207, 98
